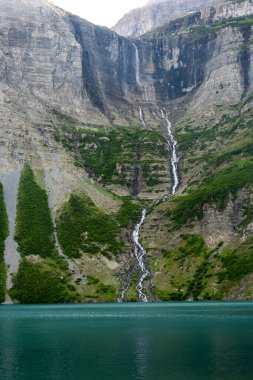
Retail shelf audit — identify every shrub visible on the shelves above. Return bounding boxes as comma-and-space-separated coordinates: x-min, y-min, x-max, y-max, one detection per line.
218, 240, 253, 282
57, 193, 125, 258
116, 196, 142, 227
10, 258, 77, 303
178, 234, 208, 260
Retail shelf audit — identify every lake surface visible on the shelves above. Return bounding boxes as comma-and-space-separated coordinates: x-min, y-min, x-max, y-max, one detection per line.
0, 302, 253, 380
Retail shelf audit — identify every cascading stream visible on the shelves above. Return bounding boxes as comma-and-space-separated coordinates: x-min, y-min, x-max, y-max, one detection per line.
139, 107, 147, 129
132, 209, 149, 302
118, 209, 149, 303
118, 111, 180, 302
160, 109, 179, 197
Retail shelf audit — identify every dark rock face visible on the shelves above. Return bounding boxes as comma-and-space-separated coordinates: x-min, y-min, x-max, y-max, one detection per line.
139, 26, 216, 102
240, 25, 252, 97
69, 16, 126, 112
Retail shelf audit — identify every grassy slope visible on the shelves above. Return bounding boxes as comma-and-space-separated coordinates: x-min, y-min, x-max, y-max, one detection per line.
144, 88, 253, 300
54, 125, 169, 195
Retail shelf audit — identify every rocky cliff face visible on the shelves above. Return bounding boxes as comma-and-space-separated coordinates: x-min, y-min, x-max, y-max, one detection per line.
1, 0, 253, 302
0, 0, 89, 116
0, 0, 146, 115
112, 0, 221, 38
2, 0, 253, 116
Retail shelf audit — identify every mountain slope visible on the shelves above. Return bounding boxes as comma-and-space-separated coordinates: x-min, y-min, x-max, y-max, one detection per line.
1, 0, 253, 302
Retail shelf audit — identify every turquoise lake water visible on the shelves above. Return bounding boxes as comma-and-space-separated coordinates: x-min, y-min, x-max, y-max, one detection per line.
0, 302, 253, 380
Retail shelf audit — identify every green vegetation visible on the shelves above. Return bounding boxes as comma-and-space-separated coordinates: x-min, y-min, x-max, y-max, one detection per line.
207, 142, 253, 168
15, 165, 55, 257
154, 288, 186, 301
176, 234, 212, 300
218, 238, 253, 283
153, 234, 210, 301
94, 283, 117, 301
170, 160, 253, 228
51, 108, 79, 125
55, 126, 168, 190
0, 261, 6, 303
81, 275, 117, 302
153, 232, 253, 301
239, 201, 253, 230
10, 257, 78, 303
177, 234, 208, 260
57, 193, 125, 259
116, 196, 142, 227
86, 275, 99, 285
190, 15, 253, 37
176, 130, 200, 152
0, 182, 8, 303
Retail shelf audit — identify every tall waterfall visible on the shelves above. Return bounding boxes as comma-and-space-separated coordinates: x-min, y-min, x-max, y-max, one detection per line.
161, 109, 179, 196
133, 209, 149, 302
133, 42, 140, 85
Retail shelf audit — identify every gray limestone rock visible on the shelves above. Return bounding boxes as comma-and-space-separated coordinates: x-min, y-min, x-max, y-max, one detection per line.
112, 0, 222, 38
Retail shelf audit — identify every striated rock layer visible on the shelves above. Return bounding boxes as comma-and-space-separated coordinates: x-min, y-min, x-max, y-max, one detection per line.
112, 0, 221, 38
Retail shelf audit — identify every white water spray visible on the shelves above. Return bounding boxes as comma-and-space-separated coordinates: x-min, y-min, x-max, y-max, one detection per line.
139, 107, 147, 129
133, 42, 140, 85
118, 209, 149, 302
161, 109, 179, 196
133, 209, 149, 302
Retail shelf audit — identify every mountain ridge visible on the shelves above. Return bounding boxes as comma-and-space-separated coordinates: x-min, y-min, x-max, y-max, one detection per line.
112, 0, 223, 37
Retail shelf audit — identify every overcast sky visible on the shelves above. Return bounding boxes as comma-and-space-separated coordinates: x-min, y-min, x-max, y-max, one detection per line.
50, 0, 147, 27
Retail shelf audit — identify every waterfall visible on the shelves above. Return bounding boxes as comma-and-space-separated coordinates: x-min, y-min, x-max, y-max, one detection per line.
160, 109, 179, 196
118, 209, 149, 303
133, 209, 149, 302
118, 108, 180, 303
139, 107, 148, 129
133, 42, 140, 86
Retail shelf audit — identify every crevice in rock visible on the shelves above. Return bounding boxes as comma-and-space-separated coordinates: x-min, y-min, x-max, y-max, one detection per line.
130, 142, 141, 196
240, 26, 251, 98
68, 15, 106, 113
